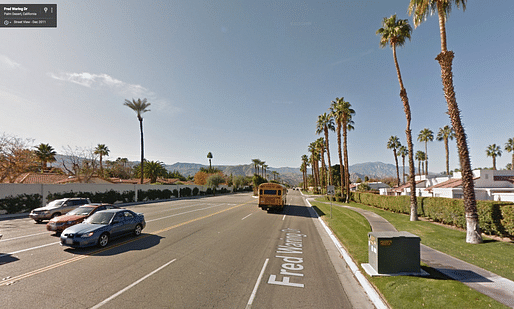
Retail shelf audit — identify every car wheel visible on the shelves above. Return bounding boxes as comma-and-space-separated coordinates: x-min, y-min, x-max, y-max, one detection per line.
98, 233, 109, 247
35, 219, 43, 224
134, 224, 142, 236
51, 212, 61, 219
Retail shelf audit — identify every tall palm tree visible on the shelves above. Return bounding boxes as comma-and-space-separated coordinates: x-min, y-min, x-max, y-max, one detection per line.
94, 144, 110, 178
207, 152, 213, 171
417, 128, 434, 175
436, 125, 455, 175
330, 97, 354, 202
505, 138, 514, 171
377, 14, 417, 220
301, 155, 309, 190
409, 0, 480, 244
316, 113, 335, 188
260, 161, 266, 178
34, 143, 56, 172
315, 137, 326, 193
252, 159, 260, 175
398, 145, 408, 184
415, 151, 426, 175
124, 98, 151, 184
330, 98, 345, 200
263, 164, 268, 179
387, 136, 402, 187
308, 141, 320, 192
486, 144, 502, 170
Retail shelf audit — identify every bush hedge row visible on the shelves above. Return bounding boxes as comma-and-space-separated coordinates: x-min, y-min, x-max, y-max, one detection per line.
351, 192, 514, 238
0, 187, 235, 214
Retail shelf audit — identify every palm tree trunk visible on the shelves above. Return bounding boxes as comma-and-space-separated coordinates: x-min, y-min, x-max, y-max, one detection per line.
445, 138, 450, 175
436, 50, 481, 244
337, 123, 344, 200
139, 119, 144, 184
324, 128, 332, 186
343, 124, 350, 203
402, 155, 406, 184
320, 148, 326, 193
393, 149, 400, 187
393, 44, 418, 220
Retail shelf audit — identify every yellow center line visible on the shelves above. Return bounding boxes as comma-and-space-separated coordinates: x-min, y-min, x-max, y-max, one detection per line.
1, 200, 254, 287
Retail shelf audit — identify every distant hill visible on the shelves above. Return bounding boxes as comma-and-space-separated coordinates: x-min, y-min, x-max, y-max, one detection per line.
165, 161, 403, 186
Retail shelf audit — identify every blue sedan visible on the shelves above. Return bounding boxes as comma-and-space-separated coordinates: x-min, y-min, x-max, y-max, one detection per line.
60, 209, 146, 248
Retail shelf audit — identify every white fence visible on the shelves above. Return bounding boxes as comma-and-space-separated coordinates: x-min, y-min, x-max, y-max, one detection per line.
0, 183, 232, 206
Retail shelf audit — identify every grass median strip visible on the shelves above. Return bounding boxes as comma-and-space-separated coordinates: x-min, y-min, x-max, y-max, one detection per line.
310, 199, 510, 309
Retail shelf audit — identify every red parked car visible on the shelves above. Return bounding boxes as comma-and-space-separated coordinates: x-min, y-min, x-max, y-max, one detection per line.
47, 204, 119, 233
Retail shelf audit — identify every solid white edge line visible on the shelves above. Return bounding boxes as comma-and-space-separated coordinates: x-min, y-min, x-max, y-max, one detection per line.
242, 213, 252, 220
90, 259, 177, 309
0, 241, 60, 258
304, 198, 388, 309
246, 258, 269, 309
0, 231, 48, 242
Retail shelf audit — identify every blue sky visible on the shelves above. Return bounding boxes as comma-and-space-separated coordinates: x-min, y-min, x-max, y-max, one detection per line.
1, 0, 513, 173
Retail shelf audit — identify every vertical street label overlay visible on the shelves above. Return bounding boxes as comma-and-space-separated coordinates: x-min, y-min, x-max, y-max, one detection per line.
1, 4, 57, 27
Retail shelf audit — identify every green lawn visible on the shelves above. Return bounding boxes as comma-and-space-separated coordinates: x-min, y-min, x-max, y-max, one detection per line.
310, 199, 511, 309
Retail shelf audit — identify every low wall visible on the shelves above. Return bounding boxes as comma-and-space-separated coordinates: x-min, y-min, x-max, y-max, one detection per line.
0, 183, 231, 206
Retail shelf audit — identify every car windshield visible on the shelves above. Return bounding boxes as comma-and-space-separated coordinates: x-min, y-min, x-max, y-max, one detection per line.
46, 199, 65, 209
67, 206, 96, 216
85, 212, 114, 224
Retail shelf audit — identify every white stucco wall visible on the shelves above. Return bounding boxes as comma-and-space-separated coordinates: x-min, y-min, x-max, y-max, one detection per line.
0, 183, 226, 206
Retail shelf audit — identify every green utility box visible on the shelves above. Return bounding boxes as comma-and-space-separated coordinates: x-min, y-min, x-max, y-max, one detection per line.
368, 231, 420, 274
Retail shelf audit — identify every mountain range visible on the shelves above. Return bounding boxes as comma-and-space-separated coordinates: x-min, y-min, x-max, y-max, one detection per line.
165, 161, 403, 186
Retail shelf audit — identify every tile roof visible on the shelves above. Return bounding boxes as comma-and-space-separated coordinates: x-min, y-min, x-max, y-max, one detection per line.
426, 177, 479, 192
392, 180, 425, 192
3, 173, 69, 184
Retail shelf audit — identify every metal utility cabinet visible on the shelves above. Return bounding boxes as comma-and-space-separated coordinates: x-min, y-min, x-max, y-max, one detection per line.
368, 231, 420, 274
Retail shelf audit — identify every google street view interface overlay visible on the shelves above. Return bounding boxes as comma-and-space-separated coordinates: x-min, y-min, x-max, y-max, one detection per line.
1, 4, 56, 27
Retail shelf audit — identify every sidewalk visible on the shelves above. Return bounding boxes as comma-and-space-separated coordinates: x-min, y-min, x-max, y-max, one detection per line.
342, 205, 514, 308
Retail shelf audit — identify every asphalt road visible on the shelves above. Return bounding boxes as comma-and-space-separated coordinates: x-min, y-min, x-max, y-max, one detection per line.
0, 190, 372, 308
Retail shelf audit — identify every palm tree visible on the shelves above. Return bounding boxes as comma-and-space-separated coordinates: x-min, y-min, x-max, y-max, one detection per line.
252, 159, 260, 175
330, 99, 344, 199
94, 144, 110, 178
330, 97, 354, 202
260, 161, 266, 178
124, 98, 151, 184
436, 125, 455, 175
263, 164, 268, 179
398, 145, 408, 184
145, 160, 167, 183
415, 151, 426, 175
315, 137, 326, 193
387, 136, 402, 187
505, 138, 514, 171
301, 155, 309, 190
316, 113, 335, 188
377, 14, 417, 220
486, 144, 502, 170
417, 128, 434, 175
34, 143, 56, 172
207, 152, 213, 171
308, 141, 320, 192
409, 0, 480, 244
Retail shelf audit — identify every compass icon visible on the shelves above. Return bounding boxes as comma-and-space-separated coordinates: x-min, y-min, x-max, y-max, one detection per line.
4, 20, 9, 26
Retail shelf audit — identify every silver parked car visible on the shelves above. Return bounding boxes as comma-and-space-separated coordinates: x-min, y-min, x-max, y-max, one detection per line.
29, 198, 91, 223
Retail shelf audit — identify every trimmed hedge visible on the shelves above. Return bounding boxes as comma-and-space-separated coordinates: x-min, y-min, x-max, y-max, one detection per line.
352, 192, 514, 238
0, 194, 42, 214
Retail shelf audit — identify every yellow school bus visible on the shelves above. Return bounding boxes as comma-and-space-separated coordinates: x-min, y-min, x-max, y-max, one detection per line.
258, 183, 287, 212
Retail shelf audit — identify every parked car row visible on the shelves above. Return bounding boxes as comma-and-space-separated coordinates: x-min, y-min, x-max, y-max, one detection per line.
28, 198, 146, 249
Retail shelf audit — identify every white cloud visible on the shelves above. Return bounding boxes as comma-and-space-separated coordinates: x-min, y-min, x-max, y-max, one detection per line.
0, 54, 21, 69
48, 72, 150, 98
